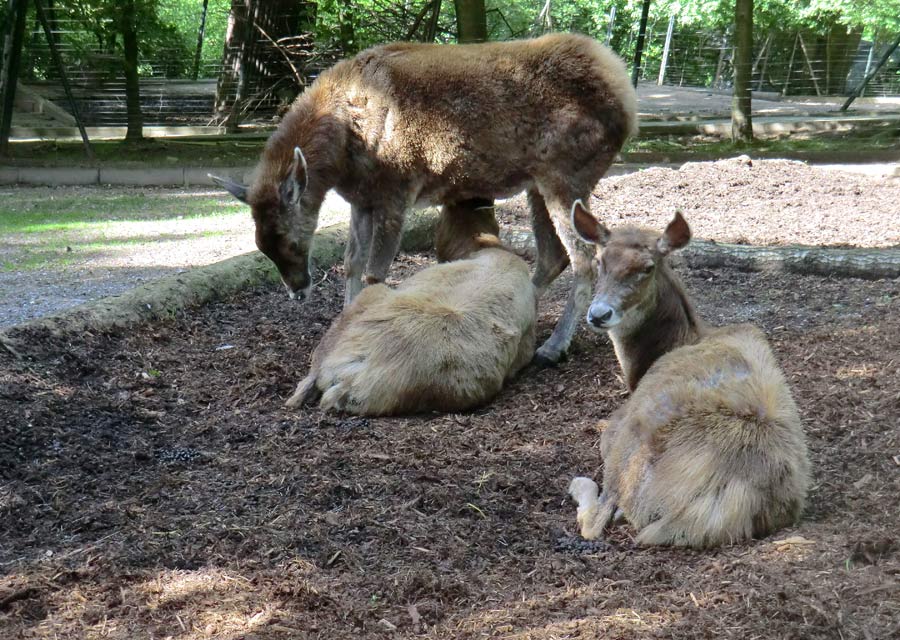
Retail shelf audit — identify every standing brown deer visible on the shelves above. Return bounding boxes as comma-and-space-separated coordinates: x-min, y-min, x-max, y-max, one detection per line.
567, 205, 810, 548
211, 33, 637, 364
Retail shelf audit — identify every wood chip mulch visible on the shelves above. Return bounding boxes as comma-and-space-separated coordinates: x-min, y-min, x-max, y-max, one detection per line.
2, 247, 899, 638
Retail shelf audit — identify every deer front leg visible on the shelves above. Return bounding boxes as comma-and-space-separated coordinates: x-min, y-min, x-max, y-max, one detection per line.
363, 207, 406, 286
534, 193, 595, 365
344, 205, 374, 307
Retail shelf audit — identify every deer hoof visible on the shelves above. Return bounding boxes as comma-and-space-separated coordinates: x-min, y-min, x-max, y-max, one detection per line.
533, 345, 566, 367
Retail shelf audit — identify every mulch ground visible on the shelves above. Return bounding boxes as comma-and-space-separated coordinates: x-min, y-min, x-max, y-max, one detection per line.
2, 242, 899, 638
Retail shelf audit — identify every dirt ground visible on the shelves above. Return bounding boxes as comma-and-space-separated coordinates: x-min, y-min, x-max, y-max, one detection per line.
2, 158, 900, 639
2, 254, 900, 637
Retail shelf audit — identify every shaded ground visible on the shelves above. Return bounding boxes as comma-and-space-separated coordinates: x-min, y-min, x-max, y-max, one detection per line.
0, 188, 351, 328
1, 247, 899, 638
3, 159, 899, 329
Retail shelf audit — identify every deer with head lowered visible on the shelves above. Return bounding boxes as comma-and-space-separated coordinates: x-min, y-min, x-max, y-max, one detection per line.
211, 33, 637, 365
566, 204, 810, 548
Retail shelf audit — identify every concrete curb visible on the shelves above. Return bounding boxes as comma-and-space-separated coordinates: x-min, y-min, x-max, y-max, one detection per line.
3, 164, 660, 187
639, 113, 900, 136
0, 208, 439, 346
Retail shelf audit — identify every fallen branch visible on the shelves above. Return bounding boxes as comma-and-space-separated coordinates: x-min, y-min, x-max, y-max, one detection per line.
499, 230, 900, 281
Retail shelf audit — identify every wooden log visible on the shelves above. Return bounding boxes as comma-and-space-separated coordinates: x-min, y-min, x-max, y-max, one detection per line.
499, 230, 900, 282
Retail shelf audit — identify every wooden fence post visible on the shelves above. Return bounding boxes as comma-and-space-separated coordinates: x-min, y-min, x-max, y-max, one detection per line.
658, 15, 675, 86
605, 5, 616, 46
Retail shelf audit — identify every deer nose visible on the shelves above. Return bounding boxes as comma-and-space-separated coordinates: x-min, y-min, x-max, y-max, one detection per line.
587, 305, 614, 327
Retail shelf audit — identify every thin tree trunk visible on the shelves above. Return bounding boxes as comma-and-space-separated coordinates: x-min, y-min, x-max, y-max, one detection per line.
337, 0, 356, 54
121, 0, 143, 143
192, 0, 210, 80
631, 0, 651, 87
224, 0, 256, 134
424, 0, 441, 42
0, 0, 29, 157
454, 0, 486, 43
34, 0, 94, 159
731, 0, 753, 142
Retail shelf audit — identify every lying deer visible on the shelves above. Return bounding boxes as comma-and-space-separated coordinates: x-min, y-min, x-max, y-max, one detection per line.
286, 202, 535, 415
211, 33, 637, 365
567, 205, 810, 548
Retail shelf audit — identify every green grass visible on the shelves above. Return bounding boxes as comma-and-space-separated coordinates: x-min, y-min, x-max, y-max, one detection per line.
8, 122, 898, 168
0, 189, 250, 272
623, 123, 900, 159
0, 193, 247, 234
4, 138, 266, 167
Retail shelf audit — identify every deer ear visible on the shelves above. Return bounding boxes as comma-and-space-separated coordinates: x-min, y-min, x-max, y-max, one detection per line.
656, 210, 691, 255
279, 146, 308, 208
570, 200, 609, 246
209, 174, 248, 203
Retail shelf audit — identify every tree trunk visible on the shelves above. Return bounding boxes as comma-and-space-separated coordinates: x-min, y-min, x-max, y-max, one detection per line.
631, 0, 651, 87
215, 0, 317, 130
0, 0, 29, 157
731, 0, 753, 143
337, 0, 356, 54
454, 0, 486, 43
192, 0, 210, 80
121, 0, 143, 143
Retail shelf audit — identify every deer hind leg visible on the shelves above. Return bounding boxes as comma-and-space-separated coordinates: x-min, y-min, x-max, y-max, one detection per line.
569, 477, 617, 540
285, 373, 322, 408
344, 205, 374, 307
534, 190, 595, 365
363, 205, 406, 288
528, 189, 570, 297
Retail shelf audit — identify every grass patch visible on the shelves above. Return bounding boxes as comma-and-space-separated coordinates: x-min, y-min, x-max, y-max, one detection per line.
623, 123, 900, 159
5, 138, 266, 167
0, 188, 251, 273
1, 229, 237, 273
0, 192, 247, 234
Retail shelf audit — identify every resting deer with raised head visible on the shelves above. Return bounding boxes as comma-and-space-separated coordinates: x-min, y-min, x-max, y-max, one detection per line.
286, 201, 536, 416
211, 33, 637, 365
566, 204, 810, 548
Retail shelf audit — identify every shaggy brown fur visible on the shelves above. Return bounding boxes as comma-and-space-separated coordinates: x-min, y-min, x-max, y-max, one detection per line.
212, 33, 637, 364
568, 208, 810, 548
286, 204, 536, 416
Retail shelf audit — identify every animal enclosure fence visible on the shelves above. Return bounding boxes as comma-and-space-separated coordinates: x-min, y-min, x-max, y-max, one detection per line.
6, 6, 899, 129
627, 23, 900, 98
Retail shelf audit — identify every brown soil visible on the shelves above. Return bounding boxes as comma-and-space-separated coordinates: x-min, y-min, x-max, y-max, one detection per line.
495, 158, 900, 249
2, 243, 899, 638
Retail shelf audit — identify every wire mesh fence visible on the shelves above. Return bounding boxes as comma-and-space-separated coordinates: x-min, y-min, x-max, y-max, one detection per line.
8, 6, 900, 129
631, 25, 900, 98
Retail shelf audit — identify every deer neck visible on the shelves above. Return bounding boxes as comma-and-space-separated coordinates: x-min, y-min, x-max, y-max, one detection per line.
265, 96, 346, 199
609, 264, 703, 391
